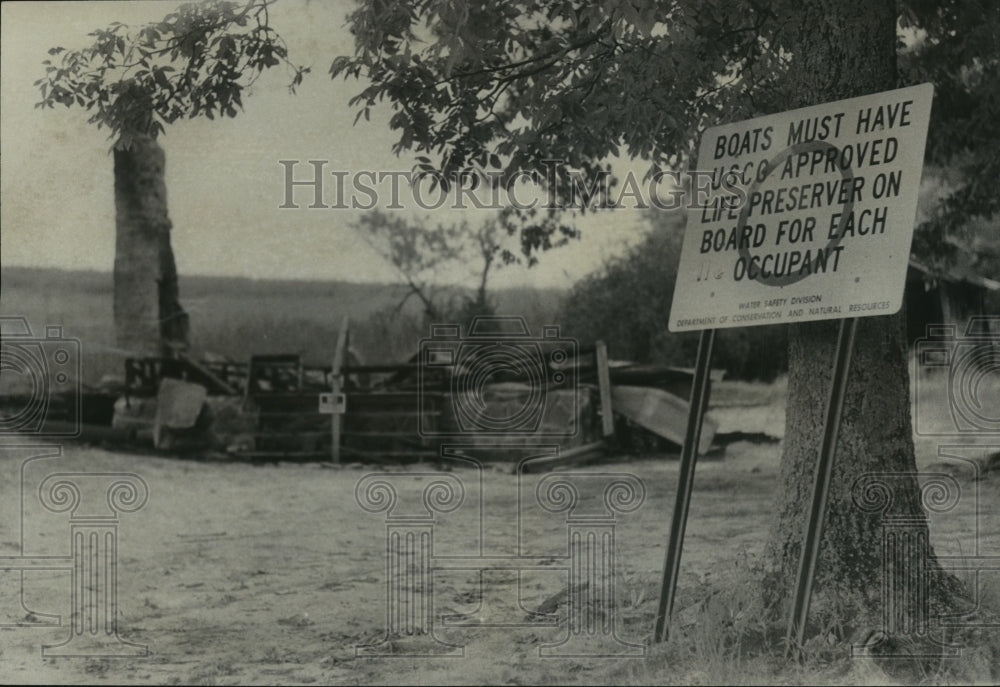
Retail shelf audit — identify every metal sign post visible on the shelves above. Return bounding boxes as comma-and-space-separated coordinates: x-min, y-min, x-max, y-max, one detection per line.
785, 316, 858, 656
653, 327, 716, 642
656, 84, 932, 647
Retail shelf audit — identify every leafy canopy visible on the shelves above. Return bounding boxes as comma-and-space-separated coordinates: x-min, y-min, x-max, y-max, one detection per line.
35, 0, 999, 263
333, 0, 786, 193
35, 0, 308, 149
901, 1, 1000, 263
333, 0, 999, 260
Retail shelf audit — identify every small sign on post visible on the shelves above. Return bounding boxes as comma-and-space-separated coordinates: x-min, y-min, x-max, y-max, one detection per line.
318, 391, 346, 415
330, 316, 350, 463
656, 83, 934, 649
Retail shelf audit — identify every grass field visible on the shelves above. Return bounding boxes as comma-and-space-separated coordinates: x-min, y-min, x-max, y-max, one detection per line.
0, 266, 565, 386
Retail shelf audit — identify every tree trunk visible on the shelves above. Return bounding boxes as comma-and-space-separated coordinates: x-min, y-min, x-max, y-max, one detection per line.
763, 0, 964, 630
113, 133, 188, 357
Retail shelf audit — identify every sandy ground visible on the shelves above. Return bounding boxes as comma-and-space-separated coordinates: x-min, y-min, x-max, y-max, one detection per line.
0, 433, 780, 685
1, 383, 998, 685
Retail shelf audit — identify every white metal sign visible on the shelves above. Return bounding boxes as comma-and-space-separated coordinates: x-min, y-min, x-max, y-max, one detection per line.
318, 391, 346, 415
669, 83, 933, 331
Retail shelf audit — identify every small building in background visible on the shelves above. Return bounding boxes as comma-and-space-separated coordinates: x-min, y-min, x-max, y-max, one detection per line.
906, 257, 1000, 343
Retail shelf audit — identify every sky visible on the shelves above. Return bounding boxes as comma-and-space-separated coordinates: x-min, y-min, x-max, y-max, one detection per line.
0, 0, 650, 290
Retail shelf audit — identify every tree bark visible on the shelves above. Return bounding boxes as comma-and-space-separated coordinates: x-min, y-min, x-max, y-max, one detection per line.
113, 133, 188, 357
763, 0, 964, 627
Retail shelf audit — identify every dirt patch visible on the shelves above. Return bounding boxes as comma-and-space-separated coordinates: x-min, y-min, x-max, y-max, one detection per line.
0, 439, 783, 684
2, 403, 998, 684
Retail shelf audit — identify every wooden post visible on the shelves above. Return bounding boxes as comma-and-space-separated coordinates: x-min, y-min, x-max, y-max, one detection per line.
331, 316, 350, 463
595, 341, 615, 437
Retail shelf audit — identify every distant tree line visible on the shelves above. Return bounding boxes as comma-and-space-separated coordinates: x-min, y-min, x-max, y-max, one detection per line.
559, 209, 788, 381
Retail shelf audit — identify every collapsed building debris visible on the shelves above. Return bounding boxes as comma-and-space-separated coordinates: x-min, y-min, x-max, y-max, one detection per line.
0, 318, 720, 464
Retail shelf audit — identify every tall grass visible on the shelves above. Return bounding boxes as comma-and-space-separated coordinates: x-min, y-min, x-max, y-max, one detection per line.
1, 266, 565, 386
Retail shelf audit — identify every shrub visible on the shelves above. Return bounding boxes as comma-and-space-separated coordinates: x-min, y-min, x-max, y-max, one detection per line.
560, 209, 788, 381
